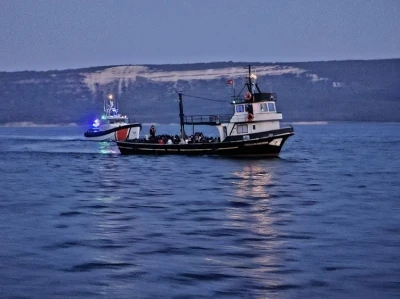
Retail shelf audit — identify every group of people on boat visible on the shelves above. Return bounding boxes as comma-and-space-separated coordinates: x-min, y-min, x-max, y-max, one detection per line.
147, 125, 219, 144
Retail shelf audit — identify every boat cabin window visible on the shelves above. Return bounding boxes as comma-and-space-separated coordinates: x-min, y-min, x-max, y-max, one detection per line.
268, 102, 276, 112
260, 102, 276, 112
260, 103, 268, 112
237, 124, 248, 134
109, 118, 128, 124
236, 105, 245, 113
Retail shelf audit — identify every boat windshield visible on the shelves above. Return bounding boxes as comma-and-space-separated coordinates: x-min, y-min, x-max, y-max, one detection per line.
109, 118, 128, 124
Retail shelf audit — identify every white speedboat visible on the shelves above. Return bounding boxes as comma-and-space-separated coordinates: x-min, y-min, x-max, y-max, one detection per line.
84, 94, 141, 141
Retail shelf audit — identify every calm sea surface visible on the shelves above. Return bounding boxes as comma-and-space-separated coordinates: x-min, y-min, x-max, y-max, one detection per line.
0, 123, 399, 299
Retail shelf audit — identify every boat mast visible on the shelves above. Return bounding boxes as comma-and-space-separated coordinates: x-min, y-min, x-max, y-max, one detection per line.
106, 94, 114, 116
247, 65, 252, 92
178, 92, 186, 139
104, 95, 107, 115
246, 65, 262, 94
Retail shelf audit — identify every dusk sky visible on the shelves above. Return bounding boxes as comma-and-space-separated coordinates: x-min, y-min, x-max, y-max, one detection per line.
1, 0, 399, 72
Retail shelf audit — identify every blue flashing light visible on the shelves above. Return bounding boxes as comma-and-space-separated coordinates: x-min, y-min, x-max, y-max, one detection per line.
92, 119, 101, 128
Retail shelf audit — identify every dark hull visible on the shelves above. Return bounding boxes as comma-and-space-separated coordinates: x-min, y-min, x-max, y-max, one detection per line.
116, 128, 294, 158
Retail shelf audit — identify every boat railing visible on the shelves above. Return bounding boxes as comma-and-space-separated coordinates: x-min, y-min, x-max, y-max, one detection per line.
184, 114, 232, 125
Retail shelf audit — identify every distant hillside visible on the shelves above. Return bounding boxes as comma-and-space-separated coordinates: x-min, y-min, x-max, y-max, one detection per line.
0, 59, 399, 125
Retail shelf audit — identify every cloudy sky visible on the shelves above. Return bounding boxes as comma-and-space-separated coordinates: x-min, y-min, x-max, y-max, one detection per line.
0, 0, 399, 71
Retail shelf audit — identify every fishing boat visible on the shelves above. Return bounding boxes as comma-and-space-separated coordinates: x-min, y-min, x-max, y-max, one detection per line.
84, 94, 141, 141
116, 65, 294, 157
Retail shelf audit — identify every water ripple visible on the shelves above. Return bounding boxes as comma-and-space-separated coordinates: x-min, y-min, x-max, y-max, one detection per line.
1, 124, 400, 298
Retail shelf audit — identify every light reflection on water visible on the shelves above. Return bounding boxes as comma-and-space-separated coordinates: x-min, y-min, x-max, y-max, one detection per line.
233, 164, 272, 198
227, 164, 285, 291
97, 141, 119, 155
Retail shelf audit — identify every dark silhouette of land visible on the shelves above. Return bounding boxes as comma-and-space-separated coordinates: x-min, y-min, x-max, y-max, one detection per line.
0, 59, 399, 125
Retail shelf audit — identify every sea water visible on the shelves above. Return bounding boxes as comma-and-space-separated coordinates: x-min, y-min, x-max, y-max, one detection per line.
0, 123, 399, 298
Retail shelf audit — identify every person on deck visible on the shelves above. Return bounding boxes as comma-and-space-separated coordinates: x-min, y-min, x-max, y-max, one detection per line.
149, 125, 156, 139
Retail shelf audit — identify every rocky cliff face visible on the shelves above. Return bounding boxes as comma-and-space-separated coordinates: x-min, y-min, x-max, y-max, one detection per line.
1, 60, 399, 125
